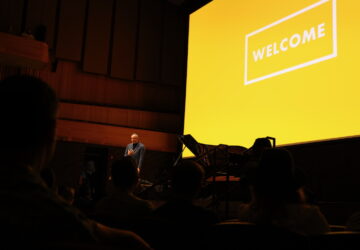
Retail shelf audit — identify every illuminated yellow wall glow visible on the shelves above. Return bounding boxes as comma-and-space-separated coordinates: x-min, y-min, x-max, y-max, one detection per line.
184, 0, 360, 156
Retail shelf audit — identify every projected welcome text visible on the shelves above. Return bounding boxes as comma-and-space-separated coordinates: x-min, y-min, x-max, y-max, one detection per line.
244, 0, 337, 85
252, 23, 326, 62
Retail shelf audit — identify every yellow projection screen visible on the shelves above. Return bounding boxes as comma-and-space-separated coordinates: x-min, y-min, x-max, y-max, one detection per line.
184, 0, 360, 155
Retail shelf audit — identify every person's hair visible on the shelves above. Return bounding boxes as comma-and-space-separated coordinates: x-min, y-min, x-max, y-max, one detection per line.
171, 160, 205, 196
111, 156, 138, 190
253, 148, 301, 202
253, 137, 272, 148
247, 137, 272, 157
0, 74, 58, 167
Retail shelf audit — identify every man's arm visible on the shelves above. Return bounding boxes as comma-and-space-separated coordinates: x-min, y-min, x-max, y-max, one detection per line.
124, 144, 129, 156
94, 222, 153, 249
138, 145, 145, 169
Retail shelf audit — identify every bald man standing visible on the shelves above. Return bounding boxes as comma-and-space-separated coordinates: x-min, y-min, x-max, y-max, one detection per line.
124, 133, 146, 171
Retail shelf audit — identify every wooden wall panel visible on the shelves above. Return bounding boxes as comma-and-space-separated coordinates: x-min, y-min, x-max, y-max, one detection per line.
57, 119, 178, 152
0, 32, 49, 69
83, 0, 114, 74
161, 3, 188, 86
134, 82, 182, 112
38, 61, 181, 113
0, 64, 21, 79
56, 0, 87, 61
0, 0, 24, 34
25, 0, 58, 48
58, 102, 182, 133
135, 0, 163, 82
110, 0, 139, 80
56, 62, 131, 106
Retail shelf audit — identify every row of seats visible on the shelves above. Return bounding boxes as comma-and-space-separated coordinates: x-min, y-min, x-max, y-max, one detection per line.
206, 221, 360, 250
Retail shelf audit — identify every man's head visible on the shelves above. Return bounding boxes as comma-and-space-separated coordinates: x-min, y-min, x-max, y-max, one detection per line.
131, 133, 139, 144
253, 148, 300, 199
171, 160, 205, 198
85, 160, 96, 175
0, 75, 58, 170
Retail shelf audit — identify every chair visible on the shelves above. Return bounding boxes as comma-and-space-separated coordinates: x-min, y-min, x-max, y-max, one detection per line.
308, 231, 360, 250
129, 217, 208, 250
329, 224, 346, 231
204, 221, 309, 250
26, 243, 119, 250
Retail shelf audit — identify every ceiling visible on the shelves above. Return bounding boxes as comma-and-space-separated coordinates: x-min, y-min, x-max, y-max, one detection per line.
167, 0, 212, 13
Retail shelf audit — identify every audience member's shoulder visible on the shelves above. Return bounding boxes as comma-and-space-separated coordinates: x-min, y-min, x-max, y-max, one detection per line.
155, 199, 219, 225
197, 205, 220, 224
346, 211, 360, 231
237, 203, 253, 221
285, 203, 324, 218
288, 203, 330, 234
133, 195, 153, 208
297, 203, 323, 214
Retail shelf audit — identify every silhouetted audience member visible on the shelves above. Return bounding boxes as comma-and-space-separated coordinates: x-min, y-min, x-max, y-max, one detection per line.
78, 160, 97, 201
237, 148, 330, 235
154, 160, 219, 226
0, 75, 152, 249
150, 160, 219, 249
34, 24, 46, 42
346, 211, 360, 231
94, 156, 153, 227
240, 137, 273, 181
238, 137, 273, 202
76, 160, 98, 213
21, 27, 35, 39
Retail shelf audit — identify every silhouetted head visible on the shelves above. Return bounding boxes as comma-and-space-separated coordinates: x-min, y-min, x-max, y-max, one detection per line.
171, 160, 205, 198
111, 156, 139, 191
84, 160, 96, 175
253, 148, 300, 200
250, 137, 272, 155
253, 137, 272, 148
0, 75, 58, 170
34, 24, 47, 42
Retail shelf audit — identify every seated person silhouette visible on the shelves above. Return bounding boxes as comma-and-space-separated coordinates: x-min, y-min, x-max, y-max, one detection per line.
154, 160, 219, 226
94, 156, 153, 227
78, 160, 97, 202
241, 137, 273, 179
0, 75, 152, 249
75, 160, 98, 213
346, 211, 360, 231
238, 137, 273, 202
151, 160, 219, 249
237, 148, 330, 235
